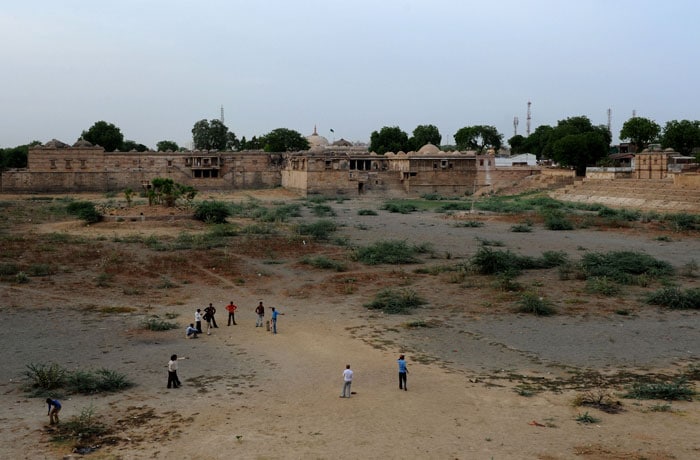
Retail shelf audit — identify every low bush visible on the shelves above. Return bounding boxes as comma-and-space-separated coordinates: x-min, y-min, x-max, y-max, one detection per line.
24, 363, 132, 395
142, 317, 179, 331
300, 255, 347, 272
25, 363, 67, 392
382, 201, 418, 214
510, 223, 532, 232
624, 377, 695, 401
579, 250, 674, 285
357, 209, 378, 216
52, 405, 108, 444
585, 276, 620, 296
471, 247, 569, 276
543, 210, 574, 230
297, 219, 337, 240
311, 204, 336, 217
646, 287, 700, 309
354, 240, 423, 265
515, 292, 556, 316
364, 288, 426, 314
453, 220, 484, 228
66, 201, 102, 224
0, 262, 19, 276
194, 201, 231, 224
575, 412, 600, 424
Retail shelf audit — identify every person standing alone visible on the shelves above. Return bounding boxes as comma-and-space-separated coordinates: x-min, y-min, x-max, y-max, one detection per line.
226, 301, 238, 326
167, 354, 182, 388
341, 364, 353, 398
270, 307, 284, 334
398, 354, 408, 391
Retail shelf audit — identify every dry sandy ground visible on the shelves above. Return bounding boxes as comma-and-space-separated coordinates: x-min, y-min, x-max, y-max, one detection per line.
0, 190, 699, 459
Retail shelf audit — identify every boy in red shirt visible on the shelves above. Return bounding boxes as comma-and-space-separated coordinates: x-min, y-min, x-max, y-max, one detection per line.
226, 301, 237, 326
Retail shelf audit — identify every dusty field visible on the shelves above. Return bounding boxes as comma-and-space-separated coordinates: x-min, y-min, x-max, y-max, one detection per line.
0, 190, 699, 459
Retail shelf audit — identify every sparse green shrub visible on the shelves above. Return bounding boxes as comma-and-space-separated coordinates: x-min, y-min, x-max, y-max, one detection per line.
404, 320, 433, 328
357, 209, 378, 216
24, 363, 67, 392
665, 212, 699, 231
510, 223, 532, 232
300, 255, 347, 272
579, 251, 674, 285
16, 271, 29, 283
680, 260, 698, 278
585, 276, 620, 296
382, 201, 418, 214
28, 263, 52, 276
60, 405, 107, 439
157, 276, 176, 289
364, 288, 426, 314
297, 219, 337, 240
142, 317, 179, 331
646, 287, 700, 309
598, 207, 641, 222
575, 412, 599, 424
0, 262, 19, 276
66, 201, 102, 224
311, 204, 336, 217
515, 292, 556, 316
254, 203, 301, 222
454, 220, 484, 228
476, 237, 505, 247
194, 201, 231, 224
95, 272, 112, 287
438, 202, 472, 212
493, 272, 523, 292
354, 240, 422, 265
242, 223, 276, 234
543, 210, 574, 230
624, 377, 695, 401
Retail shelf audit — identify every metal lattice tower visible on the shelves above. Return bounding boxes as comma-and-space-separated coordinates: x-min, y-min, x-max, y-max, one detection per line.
513, 116, 519, 136
220, 105, 225, 124
526, 101, 532, 136
607, 108, 612, 134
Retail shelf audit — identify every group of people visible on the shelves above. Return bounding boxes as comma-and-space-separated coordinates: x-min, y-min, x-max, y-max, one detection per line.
186, 301, 284, 339
341, 355, 408, 398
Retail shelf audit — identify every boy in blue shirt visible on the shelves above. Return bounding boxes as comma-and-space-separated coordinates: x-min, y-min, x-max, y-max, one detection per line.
398, 355, 408, 391
46, 398, 61, 424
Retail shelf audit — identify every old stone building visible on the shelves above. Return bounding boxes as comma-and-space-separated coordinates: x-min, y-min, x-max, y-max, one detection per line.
0, 136, 554, 196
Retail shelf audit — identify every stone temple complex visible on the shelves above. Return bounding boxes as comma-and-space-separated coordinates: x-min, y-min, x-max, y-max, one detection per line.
0, 132, 698, 213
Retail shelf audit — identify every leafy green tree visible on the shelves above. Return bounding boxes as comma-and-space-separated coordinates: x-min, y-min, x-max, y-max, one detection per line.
148, 178, 197, 207
661, 119, 700, 155
546, 116, 610, 175
81, 121, 125, 152
240, 135, 264, 150
191, 119, 238, 150
454, 125, 503, 152
507, 134, 526, 154
156, 140, 180, 152
619, 116, 661, 151
261, 128, 309, 152
0, 142, 38, 170
369, 126, 410, 154
523, 125, 553, 158
121, 140, 148, 152
409, 124, 442, 150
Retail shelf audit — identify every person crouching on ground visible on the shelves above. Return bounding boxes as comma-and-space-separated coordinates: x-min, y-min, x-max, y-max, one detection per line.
46, 398, 61, 425
186, 323, 199, 339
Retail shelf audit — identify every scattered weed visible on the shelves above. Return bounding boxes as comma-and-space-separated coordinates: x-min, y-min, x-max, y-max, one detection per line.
364, 288, 426, 314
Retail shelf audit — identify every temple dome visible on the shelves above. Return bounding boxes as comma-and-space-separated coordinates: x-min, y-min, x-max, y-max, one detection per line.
417, 143, 440, 155
306, 126, 329, 148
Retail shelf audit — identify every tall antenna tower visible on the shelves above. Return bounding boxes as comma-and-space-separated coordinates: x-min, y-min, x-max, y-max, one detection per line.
220, 105, 225, 124
513, 116, 519, 136
526, 101, 532, 136
607, 108, 612, 134
632, 109, 636, 118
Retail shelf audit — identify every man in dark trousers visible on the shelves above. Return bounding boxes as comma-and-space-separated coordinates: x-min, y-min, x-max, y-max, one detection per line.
167, 354, 182, 388
255, 301, 264, 327
398, 354, 408, 391
204, 303, 218, 328
226, 301, 238, 326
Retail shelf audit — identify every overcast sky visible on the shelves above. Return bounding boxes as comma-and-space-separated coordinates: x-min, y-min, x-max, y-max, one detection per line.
1, 0, 698, 149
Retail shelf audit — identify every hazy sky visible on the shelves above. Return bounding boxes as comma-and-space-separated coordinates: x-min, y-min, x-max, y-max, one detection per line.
1, 0, 698, 149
